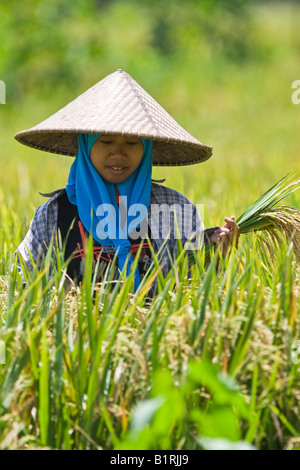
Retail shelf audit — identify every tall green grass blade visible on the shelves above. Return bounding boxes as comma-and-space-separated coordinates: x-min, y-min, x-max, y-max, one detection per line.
39, 324, 50, 446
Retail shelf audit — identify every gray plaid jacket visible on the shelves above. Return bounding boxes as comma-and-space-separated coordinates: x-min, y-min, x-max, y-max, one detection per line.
16, 183, 206, 281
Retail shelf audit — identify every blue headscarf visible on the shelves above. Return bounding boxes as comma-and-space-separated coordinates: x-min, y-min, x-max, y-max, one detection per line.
66, 133, 153, 290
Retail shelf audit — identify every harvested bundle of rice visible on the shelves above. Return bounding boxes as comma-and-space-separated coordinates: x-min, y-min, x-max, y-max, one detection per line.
204, 174, 300, 260
236, 174, 300, 258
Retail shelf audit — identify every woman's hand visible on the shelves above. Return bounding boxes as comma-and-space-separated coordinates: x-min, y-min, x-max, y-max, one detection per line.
210, 215, 240, 256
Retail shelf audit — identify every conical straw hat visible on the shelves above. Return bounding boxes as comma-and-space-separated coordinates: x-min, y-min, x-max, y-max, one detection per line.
14, 69, 212, 166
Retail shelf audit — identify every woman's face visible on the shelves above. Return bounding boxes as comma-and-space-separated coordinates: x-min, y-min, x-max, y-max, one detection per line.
90, 134, 144, 183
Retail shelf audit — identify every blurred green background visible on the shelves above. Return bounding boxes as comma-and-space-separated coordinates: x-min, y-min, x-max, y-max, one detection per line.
1, 0, 300, 234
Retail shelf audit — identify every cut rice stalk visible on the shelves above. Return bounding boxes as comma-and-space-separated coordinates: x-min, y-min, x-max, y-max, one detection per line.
236, 175, 300, 258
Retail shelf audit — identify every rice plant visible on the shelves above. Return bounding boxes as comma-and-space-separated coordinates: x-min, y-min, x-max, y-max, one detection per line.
237, 174, 300, 258
1, 221, 300, 449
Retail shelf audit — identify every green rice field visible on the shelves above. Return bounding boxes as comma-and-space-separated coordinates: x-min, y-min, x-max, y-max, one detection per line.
0, 1, 300, 450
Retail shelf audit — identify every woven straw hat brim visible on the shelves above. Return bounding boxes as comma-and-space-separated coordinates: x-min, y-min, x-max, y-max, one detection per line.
14, 70, 213, 167
15, 129, 212, 166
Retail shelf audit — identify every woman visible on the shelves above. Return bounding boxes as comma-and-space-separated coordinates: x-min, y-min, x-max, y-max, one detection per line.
15, 69, 239, 291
